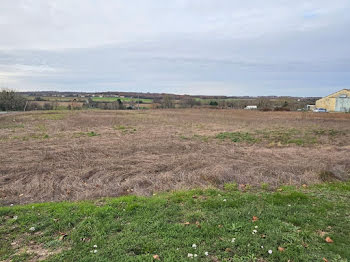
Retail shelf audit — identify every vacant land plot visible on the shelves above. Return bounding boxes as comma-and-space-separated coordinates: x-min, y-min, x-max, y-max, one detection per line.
0, 109, 350, 205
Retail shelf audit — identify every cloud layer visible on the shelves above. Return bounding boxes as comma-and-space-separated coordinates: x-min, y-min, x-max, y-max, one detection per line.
1, 0, 350, 96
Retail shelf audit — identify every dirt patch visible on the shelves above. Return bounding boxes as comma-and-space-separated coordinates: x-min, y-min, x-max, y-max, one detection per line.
5, 237, 65, 262
1, 109, 349, 205
18, 244, 63, 261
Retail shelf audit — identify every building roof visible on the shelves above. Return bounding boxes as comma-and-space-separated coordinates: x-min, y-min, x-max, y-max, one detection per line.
323, 89, 350, 99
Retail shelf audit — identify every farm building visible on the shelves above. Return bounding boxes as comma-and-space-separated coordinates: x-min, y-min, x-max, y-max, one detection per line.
316, 89, 350, 112
306, 104, 316, 111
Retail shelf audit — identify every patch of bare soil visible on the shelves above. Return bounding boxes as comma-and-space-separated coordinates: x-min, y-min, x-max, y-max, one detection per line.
4, 236, 65, 262
1, 109, 349, 205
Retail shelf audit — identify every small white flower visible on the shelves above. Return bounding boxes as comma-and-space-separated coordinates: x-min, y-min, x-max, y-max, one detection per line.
268, 250, 273, 254
261, 246, 264, 249
194, 254, 198, 257
223, 199, 227, 202
13, 216, 18, 220
93, 245, 97, 248
288, 204, 291, 207
188, 253, 194, 258
10, 204, 13, 206
93, 249, 98, 253
231, 238, 236, 243
29, 227, 35, 231
192, 244, 197, 249
204, 251, 209, 256
252, 229, 257, 234
254, 226, 258, 229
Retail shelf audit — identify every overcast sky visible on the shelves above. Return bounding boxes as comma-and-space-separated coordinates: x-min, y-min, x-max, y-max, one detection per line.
1, 0, 350, 96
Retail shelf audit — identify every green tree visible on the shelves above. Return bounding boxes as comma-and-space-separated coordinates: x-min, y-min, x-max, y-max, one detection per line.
0, 89, 26, 111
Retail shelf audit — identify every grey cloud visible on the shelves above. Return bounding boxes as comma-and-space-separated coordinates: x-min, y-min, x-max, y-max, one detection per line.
1, 0, 350, 95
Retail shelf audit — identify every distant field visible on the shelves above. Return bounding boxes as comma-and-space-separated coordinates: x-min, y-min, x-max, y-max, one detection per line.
24, 96, 86, 102
91, 97, 153, 103
195, 98, 254, 102
1, 109, 349, 205
24, 96, 153, 104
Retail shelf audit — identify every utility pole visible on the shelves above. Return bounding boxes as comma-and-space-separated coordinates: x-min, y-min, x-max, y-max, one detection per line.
138, 93, 140, 110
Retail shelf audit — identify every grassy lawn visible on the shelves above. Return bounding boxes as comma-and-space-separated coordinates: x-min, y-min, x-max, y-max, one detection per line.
1, 183, 349, 261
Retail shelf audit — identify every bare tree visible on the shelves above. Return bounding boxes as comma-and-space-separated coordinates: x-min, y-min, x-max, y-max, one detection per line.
257, 97, 272, 110
180, 97, 201, 108
161, 96, 175, 108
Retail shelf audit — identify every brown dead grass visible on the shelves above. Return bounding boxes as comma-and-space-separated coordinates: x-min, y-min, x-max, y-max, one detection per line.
1, 109, 350, 205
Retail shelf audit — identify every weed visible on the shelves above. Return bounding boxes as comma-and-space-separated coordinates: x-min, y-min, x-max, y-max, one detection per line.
224, 182, 238, 191
36, 124, 47, 132
193, 134, 209, 142
216, 132, 257, 143
87, 131, 99, 137
115, 125, 126, 130
245, 184, 252, 190
114, 125, 136, 134
313, 129, 345, 137
0, 124, 24, 129
10, 133, 50, 141
73, 131, 99, 138
261, 183, 269, 190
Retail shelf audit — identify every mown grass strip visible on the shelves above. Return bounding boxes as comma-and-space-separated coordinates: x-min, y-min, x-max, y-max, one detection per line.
0, 182, 349, 261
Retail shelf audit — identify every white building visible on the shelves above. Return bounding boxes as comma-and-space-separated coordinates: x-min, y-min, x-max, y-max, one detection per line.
244, 105, 258, 110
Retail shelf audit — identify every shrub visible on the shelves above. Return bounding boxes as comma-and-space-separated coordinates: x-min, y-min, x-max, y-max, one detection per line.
27, 102, 43, 111
43, 103, 53, 110
34, 96, 45, 101
274, 107, 290, 111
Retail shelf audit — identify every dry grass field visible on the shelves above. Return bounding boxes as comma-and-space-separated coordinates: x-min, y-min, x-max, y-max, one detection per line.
1, 109, 350, 205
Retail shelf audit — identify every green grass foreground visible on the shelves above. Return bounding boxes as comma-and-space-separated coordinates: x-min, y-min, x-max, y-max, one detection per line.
1, 183, 350, 262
